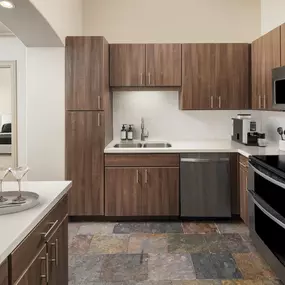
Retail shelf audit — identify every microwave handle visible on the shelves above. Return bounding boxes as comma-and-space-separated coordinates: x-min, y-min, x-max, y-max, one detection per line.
250, 163, 285, 190
248, 189, 285, 230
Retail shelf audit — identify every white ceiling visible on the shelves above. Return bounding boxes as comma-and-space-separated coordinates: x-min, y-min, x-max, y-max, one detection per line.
0, 21, 13, 35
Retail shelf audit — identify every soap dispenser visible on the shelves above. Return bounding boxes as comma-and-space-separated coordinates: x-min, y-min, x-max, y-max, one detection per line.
120, 124, 127, 141
127, 125, 134, 141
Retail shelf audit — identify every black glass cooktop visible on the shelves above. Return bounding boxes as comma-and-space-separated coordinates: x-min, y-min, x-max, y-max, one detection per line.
252, 155, 285, 175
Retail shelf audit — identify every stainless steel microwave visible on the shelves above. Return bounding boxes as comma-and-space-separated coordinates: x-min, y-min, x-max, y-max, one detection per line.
272, 66, 285, 110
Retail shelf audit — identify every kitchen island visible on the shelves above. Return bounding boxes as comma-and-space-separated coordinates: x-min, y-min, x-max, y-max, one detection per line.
0, 181, 71, 285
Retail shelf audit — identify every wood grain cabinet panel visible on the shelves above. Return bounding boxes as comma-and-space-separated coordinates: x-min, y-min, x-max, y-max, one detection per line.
66, 111, 104, 216
142, 167, 179, 216
239, 155, 249, 225
180, 44, 215, 110
146, 44, 182, 86
105, 167, 141, 216
65, 36, 108, 110
281, 23, 285, 66
110, 44, 146, 87
0, 260, 8, 285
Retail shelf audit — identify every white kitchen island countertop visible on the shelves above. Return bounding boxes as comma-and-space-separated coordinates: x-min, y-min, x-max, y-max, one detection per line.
0, 181, 72, 264
105, 139, 285, 158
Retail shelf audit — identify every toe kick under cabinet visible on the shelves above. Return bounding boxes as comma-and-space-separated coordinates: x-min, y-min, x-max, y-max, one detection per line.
104, 154, 180, 217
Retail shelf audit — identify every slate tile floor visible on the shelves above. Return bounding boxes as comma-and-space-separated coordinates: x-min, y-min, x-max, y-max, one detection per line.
68, 221, 282, 285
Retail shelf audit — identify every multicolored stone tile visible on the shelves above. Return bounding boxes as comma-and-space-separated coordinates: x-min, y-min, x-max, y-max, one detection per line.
128, 234, 168, 254
233, 252, 277, 280
146, 222, 183, 233
221, 280, 282, 285
113, 222, 150, 234
68, 222, 80, 244
68, 253, 105, 284
216, 222, 249, 235
182, 222, 218, 234
148, 253, 196, 280
101, 254, 148, 282
205, 234, 250, 253
89, 234, 129, 254
77, 222, 117, 235
240, 234, 257, 252
167, 234, 207, 253
173, 281, 221, 285
191, 252, 243, 279
69, 234, 93, 254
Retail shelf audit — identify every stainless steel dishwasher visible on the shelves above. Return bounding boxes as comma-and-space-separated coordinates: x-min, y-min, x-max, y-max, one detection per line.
180, 153, 231, 218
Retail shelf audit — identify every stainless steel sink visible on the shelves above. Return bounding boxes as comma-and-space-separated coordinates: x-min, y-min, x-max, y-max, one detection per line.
143, 143, 172, 148
113, 143, 143, 148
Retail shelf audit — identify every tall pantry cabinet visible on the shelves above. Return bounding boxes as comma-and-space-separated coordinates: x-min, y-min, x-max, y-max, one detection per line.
65, 37, 112, 216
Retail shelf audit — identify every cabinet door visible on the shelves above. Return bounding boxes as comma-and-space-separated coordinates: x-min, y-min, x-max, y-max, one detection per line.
66, 37, 108, 110
66, 111, 104, 216
180, 44, 215, 110
142, 167, 179, 216
263, 27, 281, 110
15, 245, 47, 285
110, 44, 146, 87
251, 38, 261, 109
0, 260, 8, 285
215, 44, 250, 109
239, 156, 249, 225
281, 24, 285, 66
105, 168, 141, 216
48, 217, 68, 285
146, 44, 181, 86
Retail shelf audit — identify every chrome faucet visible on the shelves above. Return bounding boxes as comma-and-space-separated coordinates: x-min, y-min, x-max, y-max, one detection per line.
141, 117, 149, 141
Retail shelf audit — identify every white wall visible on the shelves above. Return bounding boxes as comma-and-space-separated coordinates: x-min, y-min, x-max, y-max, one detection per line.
30, 0, 83, 43
113, 91, 261, 140
26, 47, 65, 180
83, 0, 261, 43
261, 0, 285, 35
0, 68, 11, 115
0, 37, 27, 166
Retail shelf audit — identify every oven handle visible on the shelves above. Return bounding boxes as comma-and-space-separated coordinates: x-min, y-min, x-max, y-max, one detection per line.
248, 189, 285, 230
250, 163, 285, 190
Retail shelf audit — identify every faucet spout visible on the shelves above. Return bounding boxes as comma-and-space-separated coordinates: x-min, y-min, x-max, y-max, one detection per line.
140, 117, 148, 141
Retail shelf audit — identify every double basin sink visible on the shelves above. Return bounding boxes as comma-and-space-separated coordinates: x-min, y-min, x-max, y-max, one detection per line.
114, 142, 172, 148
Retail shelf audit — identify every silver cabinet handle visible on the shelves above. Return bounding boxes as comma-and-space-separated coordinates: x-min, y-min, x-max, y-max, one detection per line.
97, 96, 101, 109
140, 73, 143, 85
136, 169, 139, 184
148, 73, 151, 85
97, 113, 101, 127
40, 252, 49, 283
258, 95, 261, 109
50, 238, 59, 266
218, 96, 221, 108
210, 96, 213, 109
41, 220, 58, 240
144, 169, 148, 184
181, 158, 229, 163
263, 95, 266, 109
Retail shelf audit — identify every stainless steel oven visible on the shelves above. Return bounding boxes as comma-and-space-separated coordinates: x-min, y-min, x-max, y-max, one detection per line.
248, 156, 285, 283
272, 66, 285, 110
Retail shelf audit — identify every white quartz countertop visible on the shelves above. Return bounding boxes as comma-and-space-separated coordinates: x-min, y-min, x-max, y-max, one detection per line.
105, 139, 285, 158
0, 181, 72, 265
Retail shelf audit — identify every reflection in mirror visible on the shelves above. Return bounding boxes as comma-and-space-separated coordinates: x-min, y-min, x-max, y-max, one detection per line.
0, 61, 17, 174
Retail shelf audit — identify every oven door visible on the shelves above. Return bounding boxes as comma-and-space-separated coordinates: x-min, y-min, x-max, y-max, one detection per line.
248, 162, 285, 282
272, 66, 285, 110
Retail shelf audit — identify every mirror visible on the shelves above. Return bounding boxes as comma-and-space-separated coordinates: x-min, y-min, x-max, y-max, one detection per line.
0, 61, 17, 169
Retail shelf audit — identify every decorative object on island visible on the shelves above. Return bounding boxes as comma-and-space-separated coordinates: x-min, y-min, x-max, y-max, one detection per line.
10, 166, 29, 203
0, 166, 10, 202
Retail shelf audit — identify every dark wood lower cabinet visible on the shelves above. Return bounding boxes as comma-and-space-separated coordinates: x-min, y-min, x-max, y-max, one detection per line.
14, 245, 47, 285
239, 155, 249, 225
105, 166, 179, 216
0, 260, 8, 285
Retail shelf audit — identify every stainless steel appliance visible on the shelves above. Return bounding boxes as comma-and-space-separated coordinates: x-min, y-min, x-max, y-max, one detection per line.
232, 118, 261, 146
272, 66, 285, 110
180, 153, 231, 218
248, 155, 285, 283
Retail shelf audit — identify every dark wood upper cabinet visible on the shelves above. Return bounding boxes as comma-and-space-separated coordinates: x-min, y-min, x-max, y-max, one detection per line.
281, 23, 285, 66
105, 167, 141, 216
66, 36, 109, 110
141, 167, 179, 216
180, 43, 249, 110
66, 111, 104, 216
146, 44, 182, 86
180, 44, 215, 110
110, 44, 146, 87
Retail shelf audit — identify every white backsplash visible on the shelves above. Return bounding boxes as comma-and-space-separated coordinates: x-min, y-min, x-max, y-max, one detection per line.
113, 91, 263, 141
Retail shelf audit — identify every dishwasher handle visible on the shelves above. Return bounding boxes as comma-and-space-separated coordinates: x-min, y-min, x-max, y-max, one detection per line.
181, 158, 229, 163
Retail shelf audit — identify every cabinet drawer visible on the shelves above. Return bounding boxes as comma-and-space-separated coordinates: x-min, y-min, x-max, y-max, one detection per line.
0, 259, 8, 285
105, 154, 179, 167
10, 195, 68, 284
239, 155, 248, 168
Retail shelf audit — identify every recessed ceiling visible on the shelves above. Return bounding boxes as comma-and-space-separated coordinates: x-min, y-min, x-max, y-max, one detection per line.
0, 21, 13, 35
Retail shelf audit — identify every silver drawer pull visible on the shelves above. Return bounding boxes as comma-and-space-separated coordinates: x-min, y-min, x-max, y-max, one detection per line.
40, 253, 49, 283
181, 158, 229, 163
41, 220, 58, 239
50, 238, 59, 266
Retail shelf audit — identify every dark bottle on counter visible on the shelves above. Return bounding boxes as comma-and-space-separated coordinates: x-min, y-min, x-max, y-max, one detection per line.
127, 125, 133, 140
120, 124, 127, 141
